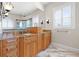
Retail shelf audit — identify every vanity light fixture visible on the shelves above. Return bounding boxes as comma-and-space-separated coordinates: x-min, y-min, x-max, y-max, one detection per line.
4, 13, 8, 17
41, 20, 43, 24
46, 19, 49, 24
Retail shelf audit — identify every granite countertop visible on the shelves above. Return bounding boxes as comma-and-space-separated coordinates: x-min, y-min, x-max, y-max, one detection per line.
0, 33, 15, 39
0, 32, 37, 40
2, 29, 25, 32
0, 29, 50, 39
0, 29, 24, 39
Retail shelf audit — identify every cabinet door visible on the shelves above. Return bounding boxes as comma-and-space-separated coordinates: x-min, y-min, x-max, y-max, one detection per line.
1, 40, 7, 56
34, 40, 38, 56
43, 32, 51, 49
47, 32, 51, 46
16, 37, 19, 56
24, 43, 31, 57
0, 48, 1, 56
6, 48, 17, 57
24, 35, 38, 57
19, 37, 24, 56
37, 35, 42, 53
46, 33, 50, 47
24, 38, 32, 57
0, 41, 2, 56
31, 40, 38, 57
48, 32, 51, 46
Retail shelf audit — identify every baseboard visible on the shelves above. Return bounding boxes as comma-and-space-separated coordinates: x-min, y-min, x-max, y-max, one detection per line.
52, 42, 79, 52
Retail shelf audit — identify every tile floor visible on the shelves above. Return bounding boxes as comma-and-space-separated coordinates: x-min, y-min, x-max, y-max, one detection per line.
37, 45, 79, 57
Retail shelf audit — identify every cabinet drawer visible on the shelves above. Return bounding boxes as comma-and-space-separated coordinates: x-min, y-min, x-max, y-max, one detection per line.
31, 41, 38, 56
7, 42, 16, 46
6, 45, 16, 51
2, 40, 16, 47
24, 39, 32, 43
6, 49, 17, 57
2, 46, 17, 57
24, 35, 37, 42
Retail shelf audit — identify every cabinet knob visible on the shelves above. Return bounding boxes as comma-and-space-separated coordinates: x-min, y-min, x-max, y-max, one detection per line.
6, 48, 9, 51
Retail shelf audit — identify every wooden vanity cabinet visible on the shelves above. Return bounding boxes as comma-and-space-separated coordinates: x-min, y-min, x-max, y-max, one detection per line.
18, 29, 51, 57
0, 28, 51, 57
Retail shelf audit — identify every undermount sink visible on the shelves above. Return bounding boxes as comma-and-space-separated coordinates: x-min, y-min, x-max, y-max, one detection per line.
23, 33, 32, 36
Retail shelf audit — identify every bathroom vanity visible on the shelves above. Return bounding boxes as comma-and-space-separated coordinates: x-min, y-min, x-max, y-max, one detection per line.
0, 27, 51, 57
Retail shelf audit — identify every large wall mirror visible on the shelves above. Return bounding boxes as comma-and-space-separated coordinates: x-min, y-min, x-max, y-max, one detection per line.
16, 18, 32, 29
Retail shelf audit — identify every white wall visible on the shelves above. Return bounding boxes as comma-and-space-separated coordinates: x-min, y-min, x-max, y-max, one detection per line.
25, 2, 79, 49
7, 14, 23, 29
23, 10, 46, 29
45, 2, 79, 49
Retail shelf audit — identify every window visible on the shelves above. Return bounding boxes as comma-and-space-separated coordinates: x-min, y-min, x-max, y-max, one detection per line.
0, 21, 2, 29
2, 18, 8, 29
53, 3, 75, 29
54, 9, 62, 28
2, 17, 14, 29
63, 6, 71, 27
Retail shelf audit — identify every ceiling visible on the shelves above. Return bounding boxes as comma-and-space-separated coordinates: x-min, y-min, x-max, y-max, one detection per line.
10, 2, 49, 16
